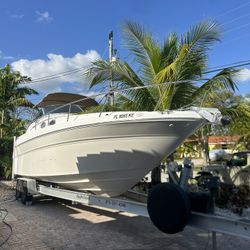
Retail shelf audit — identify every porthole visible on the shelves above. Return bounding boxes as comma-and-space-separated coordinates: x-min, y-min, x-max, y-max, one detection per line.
49, 120, 56, 125
40, 122, 46, 128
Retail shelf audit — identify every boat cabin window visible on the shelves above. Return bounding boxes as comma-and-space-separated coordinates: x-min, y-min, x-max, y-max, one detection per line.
42, 104, 83, 114
40, 122, 46, 128
49, 120, 56, 125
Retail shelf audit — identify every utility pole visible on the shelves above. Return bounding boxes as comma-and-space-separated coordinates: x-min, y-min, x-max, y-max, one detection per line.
108, 31, 115, 106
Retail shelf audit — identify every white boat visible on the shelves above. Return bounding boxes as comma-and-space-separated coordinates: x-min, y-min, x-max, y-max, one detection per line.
12, 92, 224, 197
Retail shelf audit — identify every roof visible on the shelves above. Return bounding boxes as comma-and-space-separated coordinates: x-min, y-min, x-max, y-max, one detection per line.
35, 92, 98, 109
208, 136, 240, 144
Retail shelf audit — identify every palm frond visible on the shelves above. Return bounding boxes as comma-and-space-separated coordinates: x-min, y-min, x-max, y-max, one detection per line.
221, 103, 250, 121
84, 104, 122, 113
160, 33, 179, 68
155, 44, 189, 83
181, 20, 221, 53
86, 59, 156, 110
192, 68, 239, 105
7, 98, 34, 108
85, 60, 112, 88
15, 87, 38, 96
169, 82, 197, 109
122, 21, 161, 82
115, 94, 139, 111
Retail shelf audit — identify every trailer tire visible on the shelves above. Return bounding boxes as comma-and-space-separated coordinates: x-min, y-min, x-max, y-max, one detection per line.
21, 186, 28, 205
147, 183, 191, 234
20, 186, 33, 205
16, 180, 21, 200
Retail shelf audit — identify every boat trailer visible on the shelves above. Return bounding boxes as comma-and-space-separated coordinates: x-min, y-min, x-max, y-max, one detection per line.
15, 177, 250, 250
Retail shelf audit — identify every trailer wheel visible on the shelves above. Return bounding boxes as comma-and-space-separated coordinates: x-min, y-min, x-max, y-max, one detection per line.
21, 186, 28, 204
21, 185, 33, 205
147, 183, 191, 234
16, 179, 21, 200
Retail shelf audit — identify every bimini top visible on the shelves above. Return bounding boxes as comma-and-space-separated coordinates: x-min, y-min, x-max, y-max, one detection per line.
35, 92, 98, 110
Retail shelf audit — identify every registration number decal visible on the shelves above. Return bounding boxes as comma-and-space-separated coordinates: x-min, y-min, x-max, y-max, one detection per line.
113, 113, 134, 119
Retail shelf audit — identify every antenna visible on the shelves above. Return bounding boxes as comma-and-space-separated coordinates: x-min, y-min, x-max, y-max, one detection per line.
108, 31, 115, 106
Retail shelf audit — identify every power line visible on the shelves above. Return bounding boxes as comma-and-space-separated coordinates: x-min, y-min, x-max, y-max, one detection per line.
222, 12, 250, 26
28, 67, 86, 83
22, 51, 109, 85
224, 21, 250, 34
14, 4, 249, 87
218, 32, 250, 46
101, 44, 108, 59
216, 1, 250, 19
43, 78, 209, 114
26, 44, 110, 83
215, 2, 250, 39
35, 59, 250, 83
19, 52, 250, 86
21, 45, 110, 84
207, 59, 250, 70
205, 61, 250, 74
28, 63, 247, 109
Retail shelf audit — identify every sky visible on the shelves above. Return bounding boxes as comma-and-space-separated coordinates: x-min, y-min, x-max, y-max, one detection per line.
0, 0, 250, 103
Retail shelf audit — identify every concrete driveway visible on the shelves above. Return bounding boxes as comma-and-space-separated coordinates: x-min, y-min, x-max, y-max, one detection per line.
1, 181, 250, 250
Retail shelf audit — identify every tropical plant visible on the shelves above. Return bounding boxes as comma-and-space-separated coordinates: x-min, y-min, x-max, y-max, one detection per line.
216, 183, 250, 215
228, 94, 250, 150
86, 21, 238, 113
0, 64, 38, 138
0, 137, 13, 179
0, 64, 38, 178
201, 91, 250, 152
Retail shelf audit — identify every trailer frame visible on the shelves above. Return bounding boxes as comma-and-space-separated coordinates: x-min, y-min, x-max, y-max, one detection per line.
15, 177, 250, 242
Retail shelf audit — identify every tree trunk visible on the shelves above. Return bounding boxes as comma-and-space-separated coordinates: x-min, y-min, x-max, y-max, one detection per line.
201, 127, 210, 167
0, 110, 4, 138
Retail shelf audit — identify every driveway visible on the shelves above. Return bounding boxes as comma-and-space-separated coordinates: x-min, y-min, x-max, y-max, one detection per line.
0, 181, 250, 250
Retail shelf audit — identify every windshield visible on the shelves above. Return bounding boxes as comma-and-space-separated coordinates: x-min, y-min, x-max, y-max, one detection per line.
43, 104, 83, 114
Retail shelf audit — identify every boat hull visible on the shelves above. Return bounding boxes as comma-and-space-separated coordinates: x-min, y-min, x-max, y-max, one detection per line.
13, 113, 205, 197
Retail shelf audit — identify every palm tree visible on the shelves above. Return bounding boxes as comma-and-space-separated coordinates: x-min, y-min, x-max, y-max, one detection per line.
0, 65, 38, 178
0, 64, 38, 138
86, 20, 249, 165
86, 21, 237, 112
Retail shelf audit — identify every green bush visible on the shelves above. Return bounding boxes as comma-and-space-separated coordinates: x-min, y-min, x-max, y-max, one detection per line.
216, 183, 250, 215
0, 137, 13, 179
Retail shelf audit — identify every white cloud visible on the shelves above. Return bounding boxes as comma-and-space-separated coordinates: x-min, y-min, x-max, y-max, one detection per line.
10, 14, 24, 19
0, 50, 14, 60
11, 50, 100, 93
35, 11, 53, 23
234, 68, 250, 82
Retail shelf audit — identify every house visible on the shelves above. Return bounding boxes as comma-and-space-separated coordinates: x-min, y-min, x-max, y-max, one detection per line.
208, 136, 240, 152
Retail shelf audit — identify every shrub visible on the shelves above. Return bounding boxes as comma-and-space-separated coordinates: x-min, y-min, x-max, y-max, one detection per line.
216, 183, 250, 215
0, 138, 13, 179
